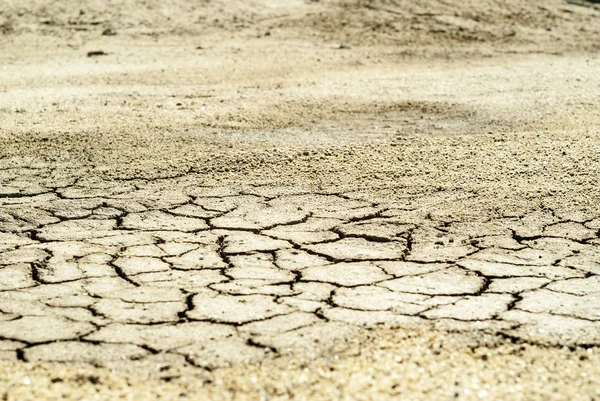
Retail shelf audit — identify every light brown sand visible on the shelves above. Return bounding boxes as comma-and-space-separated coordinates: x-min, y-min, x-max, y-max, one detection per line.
2, 327, 600, 400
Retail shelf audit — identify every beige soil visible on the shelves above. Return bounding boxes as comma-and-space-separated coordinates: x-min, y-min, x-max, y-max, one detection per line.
1, 0, 600, 399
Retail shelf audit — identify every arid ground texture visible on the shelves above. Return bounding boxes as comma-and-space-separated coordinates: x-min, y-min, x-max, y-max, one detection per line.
1, 0, 600, 399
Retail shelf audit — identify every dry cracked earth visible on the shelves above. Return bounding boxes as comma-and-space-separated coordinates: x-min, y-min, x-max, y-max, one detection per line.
2, 0, 600, 398
1, 174, 600, 370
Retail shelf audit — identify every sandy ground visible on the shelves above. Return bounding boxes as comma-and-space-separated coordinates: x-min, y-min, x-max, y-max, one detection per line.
1, 0, 600, 399
2, 327, 600, 401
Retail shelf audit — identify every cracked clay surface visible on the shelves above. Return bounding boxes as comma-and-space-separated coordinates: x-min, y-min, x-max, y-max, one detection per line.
1, 2, 600, 392
1, 178, 600, 370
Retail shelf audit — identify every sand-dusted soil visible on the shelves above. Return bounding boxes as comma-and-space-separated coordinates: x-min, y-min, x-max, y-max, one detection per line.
1, 0, 600, 399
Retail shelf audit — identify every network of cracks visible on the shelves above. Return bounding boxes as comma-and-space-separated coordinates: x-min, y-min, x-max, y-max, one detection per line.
1, 170, 600, 371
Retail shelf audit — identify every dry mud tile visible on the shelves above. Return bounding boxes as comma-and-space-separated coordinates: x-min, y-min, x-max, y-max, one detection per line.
380, 267, 484, 295
0, 316, 94, 343
113, 256, 170, 276
333, 286, 430, 314
558, 253, 600, 275
507, 209, 560, 238
251, 322, 359, 359
6, 207, 60, 226
546, 276, 600, 296
87, 232, 159, 247
305, 237, 407, 261
291, 282, 336, 301
375, 261, 448, 277
194, 195, 263, 213
275, 248, 332, 270
176, 337, 268, 369
40, 197, 104, 217
79, 253, 113, 264
36, 219, 117, 241
423, 293, 514, 321
517, 289, 600, 321
0, 313, 19, 322
211, 203, 309, 230
543, 221, 597, 241
500, 310, 600, 345
457, 259, 584, 279
336, 219, 413, 241
48, 307, 102, 324
407, 228, 476, 262
157, 242, 199, 256
38, 260, 84, 283
153, 231, 218, 244
445, 221, 510, 237
101, 286, 186, 303
312, 206, 384, 221
487, 277, 551, 293
380, 208, 431, 221
25, 342, 149, 364
120, 211, 208, 231
239, 312, 321, 336
421, 296, 463, 307
268, 194, 370, 213
0, 248, 49, 265
264, 217, 343, 233
522, 237, 588, 253
0, 298, 96, 322
0, 340, 24, 352
211, 280, 297, 296
58, 184, 134, 199
264, 230, 339, 245
188, 294, 294, 324
279, 297, 329, 313
243, 186, 309, 198
0, 213, 21, 233
468, 247, 572, 266
0, 186, 23, 198
469, 235, 524, 250
131, 270, 226, 291
104, 199, 148, 213
0, 188, 54, 202
45, 294, 96, 308
407, 241, 477, 264
93, 298, 184, 324
91, 207, 124, 219
119, 189, 190, 209
0, 351, 17, 361
229, 252, 276, 269
121, 244, 166, 257
169, 204, 221, 219
185, 186, 239, 198
0, 232, 36, 247
83, 276, 138, 297
0, 263, 36, 290
12, 280, 83, 299
302, 262, 390, 286
86, 322, 236, 350
585, 218, 600, 230
222, 232, 292, 254
226, 266, 294, 281
41, 241, 116, 259
323, 308, 424, 327
165, 247, 226, 270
